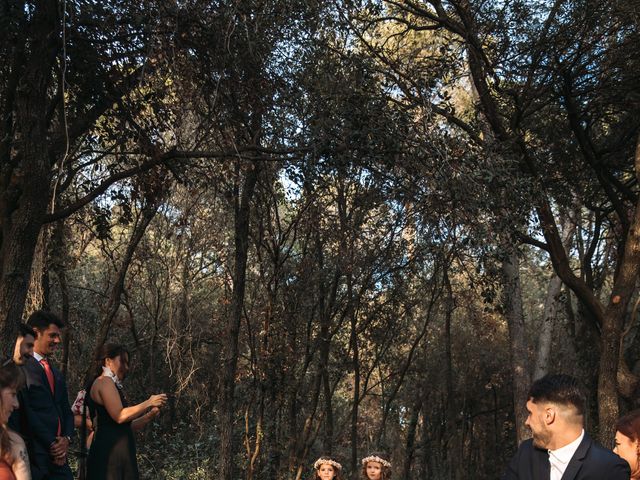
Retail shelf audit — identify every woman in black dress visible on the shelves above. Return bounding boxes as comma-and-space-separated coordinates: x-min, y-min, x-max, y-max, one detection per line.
86, 344, 167, 480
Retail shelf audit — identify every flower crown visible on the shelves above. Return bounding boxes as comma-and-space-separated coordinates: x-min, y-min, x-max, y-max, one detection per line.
361, 455, 392, 468
314, 458, 343, 471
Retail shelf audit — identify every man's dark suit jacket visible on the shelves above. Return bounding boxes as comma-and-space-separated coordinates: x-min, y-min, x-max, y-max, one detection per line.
501, 433, 630, 480
10, 356, 74, 480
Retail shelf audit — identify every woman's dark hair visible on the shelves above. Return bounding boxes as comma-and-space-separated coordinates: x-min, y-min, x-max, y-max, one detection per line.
360, 452, 391, 480
616, 409, 640, 477
312, 455, 344, 480
91, 343, 129, 381
0, 363, 23, 462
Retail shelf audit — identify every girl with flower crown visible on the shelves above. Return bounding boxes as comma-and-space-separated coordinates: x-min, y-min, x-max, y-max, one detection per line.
311, 455, 344, 480
360, 452, 392, 480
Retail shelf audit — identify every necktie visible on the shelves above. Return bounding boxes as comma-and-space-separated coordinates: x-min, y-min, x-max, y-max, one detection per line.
40, 358, 61, 435
40, 358, 55, 393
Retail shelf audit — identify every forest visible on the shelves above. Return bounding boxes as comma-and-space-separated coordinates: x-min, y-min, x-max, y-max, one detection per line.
1, 0, 639, 478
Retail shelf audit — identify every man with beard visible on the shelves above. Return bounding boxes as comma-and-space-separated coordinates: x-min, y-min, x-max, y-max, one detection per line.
10, 310, 74, 480
2, 324, 36, 367
12, 324, 36, 365
502, 374, 629, 480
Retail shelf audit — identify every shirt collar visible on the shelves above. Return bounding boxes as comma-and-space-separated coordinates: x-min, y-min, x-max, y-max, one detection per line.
33, 351, 44, 363
548, 429, 585, 465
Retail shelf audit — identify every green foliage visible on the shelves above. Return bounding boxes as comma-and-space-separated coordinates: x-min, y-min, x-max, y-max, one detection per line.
2, 0, 639, 478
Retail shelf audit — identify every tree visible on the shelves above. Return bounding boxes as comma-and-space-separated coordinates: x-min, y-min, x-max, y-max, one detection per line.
346, 0, 640, 442
0, 0, 184, 346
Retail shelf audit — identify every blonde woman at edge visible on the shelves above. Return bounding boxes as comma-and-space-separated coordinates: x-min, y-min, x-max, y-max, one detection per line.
0, 364, 30, 480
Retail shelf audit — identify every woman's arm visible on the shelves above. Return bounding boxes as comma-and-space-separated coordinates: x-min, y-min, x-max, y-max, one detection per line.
9, 431, 31, 480
92, 377, 166, 424
131, 406, 160, 432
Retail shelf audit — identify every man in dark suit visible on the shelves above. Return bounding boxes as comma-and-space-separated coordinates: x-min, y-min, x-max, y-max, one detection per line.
10, 310, 74, 480
502, 374, 630, 480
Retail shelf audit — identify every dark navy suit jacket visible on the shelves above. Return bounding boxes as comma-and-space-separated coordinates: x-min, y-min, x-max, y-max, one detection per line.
501, 433, 630, 480
10, 356, 74, 480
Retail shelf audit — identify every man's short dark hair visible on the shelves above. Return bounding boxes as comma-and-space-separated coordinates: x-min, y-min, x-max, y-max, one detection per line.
18, 323, 36, 338
26, 310, 64, 332
528, 374, 585, 416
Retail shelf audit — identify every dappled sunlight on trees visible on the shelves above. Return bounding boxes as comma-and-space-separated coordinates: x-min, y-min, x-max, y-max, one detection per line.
1, 0, 639, 479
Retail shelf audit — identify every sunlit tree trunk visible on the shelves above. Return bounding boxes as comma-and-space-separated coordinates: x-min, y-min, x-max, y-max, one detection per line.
534, 214, 576, 379
502, 246, 530, 444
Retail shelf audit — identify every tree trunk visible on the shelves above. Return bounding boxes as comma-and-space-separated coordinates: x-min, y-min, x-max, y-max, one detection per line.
23, 225, 51, 319
535, 213, 577, 380
444, 271, 455, 419
84, 200, 160, 383
534, 275, 563, 380
0, 0, 58, 355
597, 136, 640, 443
244, 396, 263, 480
402, 399, 422, 480
55, 264, 71, 377
349, 295, 360, 480
502, 247, 530, 444
219, 160, 261, 480
312, 194, 338, 454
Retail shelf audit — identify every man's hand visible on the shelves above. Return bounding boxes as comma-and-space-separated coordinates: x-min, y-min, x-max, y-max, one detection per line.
50, 436, 69, 458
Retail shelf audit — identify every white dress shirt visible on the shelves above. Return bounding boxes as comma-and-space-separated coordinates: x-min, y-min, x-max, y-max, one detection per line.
548, 429, 585, 480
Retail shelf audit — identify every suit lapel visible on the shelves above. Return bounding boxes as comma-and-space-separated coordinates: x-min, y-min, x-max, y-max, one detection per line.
533, 445, 551, 480
560, 434, 590, 480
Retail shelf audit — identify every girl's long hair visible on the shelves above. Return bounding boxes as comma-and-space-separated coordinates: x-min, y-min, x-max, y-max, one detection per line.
360, 452, 391, 480
0, 363, 23, 462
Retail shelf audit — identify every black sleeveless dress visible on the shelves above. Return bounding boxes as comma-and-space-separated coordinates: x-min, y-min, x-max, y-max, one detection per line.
86, 386, 139, 480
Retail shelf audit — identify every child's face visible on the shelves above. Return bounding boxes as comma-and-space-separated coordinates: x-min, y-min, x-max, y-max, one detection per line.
317, 464, 335, 480
365, 461, 382, 480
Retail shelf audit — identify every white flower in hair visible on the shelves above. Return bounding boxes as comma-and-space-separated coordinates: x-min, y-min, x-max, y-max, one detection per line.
313, 457, 343, 471
361, 455, 392, 468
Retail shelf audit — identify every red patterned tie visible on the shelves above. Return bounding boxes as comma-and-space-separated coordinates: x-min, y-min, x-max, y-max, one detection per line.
40, 358, 61, 435
40, 358, 55, 393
